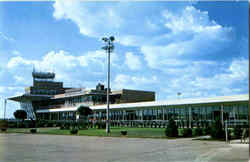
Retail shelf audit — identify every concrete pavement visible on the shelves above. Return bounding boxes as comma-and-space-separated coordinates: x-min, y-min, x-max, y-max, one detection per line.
0, 133, 248, 162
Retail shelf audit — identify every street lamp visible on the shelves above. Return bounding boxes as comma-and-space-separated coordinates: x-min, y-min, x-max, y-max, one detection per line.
177, 92, 182, 100
102, 36, 115, 134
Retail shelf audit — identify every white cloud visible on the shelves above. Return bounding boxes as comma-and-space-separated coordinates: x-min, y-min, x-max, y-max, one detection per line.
140, 6, 232, 70
0, 32, 15, 42
193, 58, 248, 89
14, 75, 31, 85
7, 50, 118, 70
162, 58, 249, 99
228, 58, 248, 80
7, 50, 120, 87
53, 0, 123, 38
162, 6, 225, 34
125, 52, 142, 70
141, 45, 189, 69
113, 74, 158, 90
12, 50, 21, 56
7, 56, 33, 69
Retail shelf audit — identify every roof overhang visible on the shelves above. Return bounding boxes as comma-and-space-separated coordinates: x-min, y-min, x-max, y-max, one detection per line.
91, 94, 249, 110
8, 94, 51, 102
36, 94, 249, 113
37, 107, 77, 113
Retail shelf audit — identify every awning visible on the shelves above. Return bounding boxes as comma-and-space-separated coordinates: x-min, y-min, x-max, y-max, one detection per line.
8, 94, 51, 102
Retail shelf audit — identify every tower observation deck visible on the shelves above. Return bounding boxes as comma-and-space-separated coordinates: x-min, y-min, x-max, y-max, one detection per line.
32, 71, 55, 82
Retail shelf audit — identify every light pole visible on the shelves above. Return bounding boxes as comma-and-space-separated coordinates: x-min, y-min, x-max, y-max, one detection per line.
177, 92, 182, 100
102, 36, 115, 134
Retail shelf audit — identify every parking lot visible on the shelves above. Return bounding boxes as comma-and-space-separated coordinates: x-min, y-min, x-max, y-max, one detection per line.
0, 133, 248, 162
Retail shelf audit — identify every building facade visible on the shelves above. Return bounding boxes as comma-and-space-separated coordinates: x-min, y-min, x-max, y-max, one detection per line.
36, 94, 249, 127
8, 71, 248, 127
8, 71, 155, 120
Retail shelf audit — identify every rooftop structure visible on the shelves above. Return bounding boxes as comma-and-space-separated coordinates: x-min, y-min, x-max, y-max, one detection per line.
8, 71, 155, 119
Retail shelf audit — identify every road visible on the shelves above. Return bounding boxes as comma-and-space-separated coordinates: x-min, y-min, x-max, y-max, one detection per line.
0, 133, 248, 162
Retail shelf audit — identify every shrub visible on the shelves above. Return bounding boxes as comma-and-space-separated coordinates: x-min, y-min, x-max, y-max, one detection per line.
78, 123, 88, 130
211, 118, 225, 139
8, 122, 17, 128
55, 123, 60, 127
55, 122, 62, 127
0, 120, 8, 131
64, 123, 70, 130
70, 128, 78, 135
36, 120, 46, 128
204, 121, 209, 128
203, 126, 211, 135
30, 129, 37, 133
47, 121, 54, 127
165, 118, 178, 137
1, 128, 7, 132
121, 130, 127, 135
13, 110, 27, 121
24, 121, 35, 128
18, 123, 26, 128
71, 122, 78, 128
97, 122, 106, 129
194, 128, 203, 136
182, 128, 193, 137
60, 125, 65, 130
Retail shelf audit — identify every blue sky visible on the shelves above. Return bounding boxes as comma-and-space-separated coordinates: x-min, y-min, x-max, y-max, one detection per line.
0, 1, 248, 118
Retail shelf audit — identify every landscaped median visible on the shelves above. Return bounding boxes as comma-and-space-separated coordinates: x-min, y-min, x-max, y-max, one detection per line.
6, 127, 168, 138
2, 119, 247, 140
4, 127, 210, 139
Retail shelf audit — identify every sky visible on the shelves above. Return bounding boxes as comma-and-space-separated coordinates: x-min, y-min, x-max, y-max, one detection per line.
0, 1, 248, 118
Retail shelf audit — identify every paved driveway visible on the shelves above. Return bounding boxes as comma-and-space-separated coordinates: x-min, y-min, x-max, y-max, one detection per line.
0, 133, 248, 162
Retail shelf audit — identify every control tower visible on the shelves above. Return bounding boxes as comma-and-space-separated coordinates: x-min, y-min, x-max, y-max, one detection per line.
9, 70, 66, 119
25, 70, 64, 95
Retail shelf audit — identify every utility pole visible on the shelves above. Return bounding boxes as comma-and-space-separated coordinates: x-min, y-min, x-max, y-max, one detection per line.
102, 36, 115, 134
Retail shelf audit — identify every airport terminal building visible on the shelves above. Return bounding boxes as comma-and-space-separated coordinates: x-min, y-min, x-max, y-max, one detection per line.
8, 71, 248, 127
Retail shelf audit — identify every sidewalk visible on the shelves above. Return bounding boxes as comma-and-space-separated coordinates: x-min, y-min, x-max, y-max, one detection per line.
229, 138, 249, 148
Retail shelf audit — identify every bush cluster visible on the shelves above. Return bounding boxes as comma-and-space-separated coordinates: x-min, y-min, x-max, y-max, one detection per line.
194, 128, 203, 136
70, 128, 78, 135
203, 126, 211, 135
120, 130, 127, 135
30, 128, 37, 133
165, 118, 178, 137
211, 118, 225, 139
96, 122, 106, 129
0, 120, 8, 130
181, 128, 192, 137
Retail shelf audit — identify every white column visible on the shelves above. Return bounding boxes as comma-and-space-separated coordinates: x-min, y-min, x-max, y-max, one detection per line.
189, 107, 192, 128
123, 110, 125, 120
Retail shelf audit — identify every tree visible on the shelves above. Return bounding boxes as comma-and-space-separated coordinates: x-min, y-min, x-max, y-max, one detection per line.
76, 105, 93, 129
211, 117, 225, 139
13, 110, 27, 122
77, 105, 93, 116
165, 118, 178, 137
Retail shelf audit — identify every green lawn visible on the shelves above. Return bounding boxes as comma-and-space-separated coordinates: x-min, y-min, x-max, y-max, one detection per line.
6, 127, 167, 138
